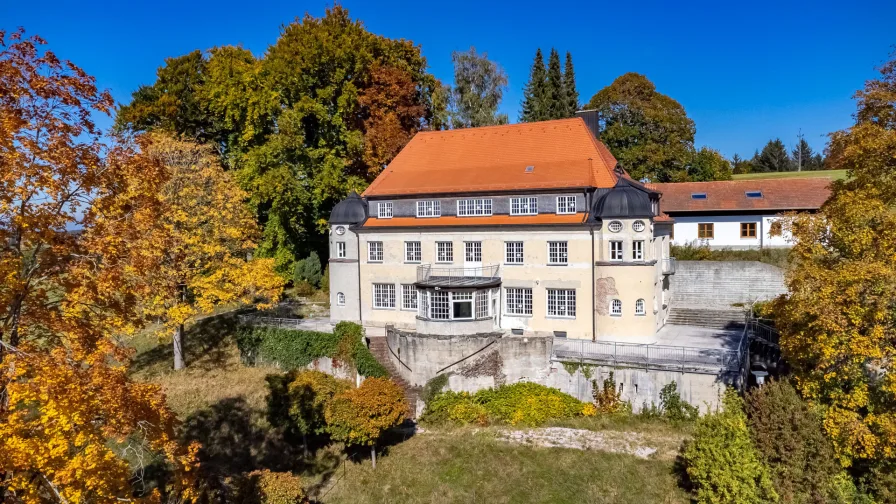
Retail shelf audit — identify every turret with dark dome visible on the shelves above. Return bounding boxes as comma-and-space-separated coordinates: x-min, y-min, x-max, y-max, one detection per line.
592, 178, 656, 219
329, 191, 367, 225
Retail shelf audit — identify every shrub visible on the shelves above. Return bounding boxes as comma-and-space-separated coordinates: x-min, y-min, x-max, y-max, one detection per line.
293, 252, 322, 287
320, 265, 329, 293
592, 372, 625, 414
245, 470, 307, 504
659, 382, 699, 422
325, 377, 407, 468
422, 373, 450, 405
671, 242, 790, 269
286, 370, 351, 438
681, 390, 778, 504
333, 322, 388, 378
745, 380, 848, 504
292, 280, 315, 296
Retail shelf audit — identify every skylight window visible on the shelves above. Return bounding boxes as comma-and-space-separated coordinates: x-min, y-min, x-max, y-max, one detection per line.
745, 191, 763, 199
525, 165, 535, 173
691, 193, 707, 200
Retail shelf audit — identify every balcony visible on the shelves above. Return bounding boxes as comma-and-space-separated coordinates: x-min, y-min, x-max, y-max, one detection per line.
662, 257, 677, 275
416, 264, 501, 288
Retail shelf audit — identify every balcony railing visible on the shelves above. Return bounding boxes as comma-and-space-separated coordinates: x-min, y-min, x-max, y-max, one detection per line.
662, 257, 677, 275
416, 263, 501, 287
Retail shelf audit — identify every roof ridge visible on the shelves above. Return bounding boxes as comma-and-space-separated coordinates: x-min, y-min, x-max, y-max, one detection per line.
413, 117, 583, 136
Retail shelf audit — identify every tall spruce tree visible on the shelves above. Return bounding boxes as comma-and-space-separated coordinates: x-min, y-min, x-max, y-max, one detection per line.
546, 48, 565, 119
790, 137, 824, 171
752, 139, 793, 172
520, 48, 548, 122
562, 51, 579, 117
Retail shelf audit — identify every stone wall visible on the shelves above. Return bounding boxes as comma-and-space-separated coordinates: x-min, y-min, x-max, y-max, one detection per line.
671, 260, 786, 306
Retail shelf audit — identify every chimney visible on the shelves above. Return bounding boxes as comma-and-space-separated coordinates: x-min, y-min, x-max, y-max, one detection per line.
575, 109, 600, 139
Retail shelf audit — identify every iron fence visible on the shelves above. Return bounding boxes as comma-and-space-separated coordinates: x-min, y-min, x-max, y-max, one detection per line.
747, 318, 779, 348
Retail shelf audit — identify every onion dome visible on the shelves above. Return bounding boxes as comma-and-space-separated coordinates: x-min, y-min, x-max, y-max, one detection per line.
329, 191, 367, 225
593, 178, 654, 219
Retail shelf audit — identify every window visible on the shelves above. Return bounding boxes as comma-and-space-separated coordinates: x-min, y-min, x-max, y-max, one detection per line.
505, 241, 524, 264
635, 298, 645, 316
336, 242, 346, 258
548, 241, 568, 265
698, 223, 714, 239
372, 283, 395, 309
476, 290, 489, 318
608, 220, 623, 233
405, 241, 421, 263
457, 198, 493, 216
632, 220, 645, 232
506, 288, 533, 316
691, 193, 707, 200
436, 241, 453, 263
556, 196, 577, 214
377, 202, 393, 219
416, 200, 441, 217
430, 291, 449, 319
510, 197, 538, 215
452, 291, 473, 319
401, 284, 417, 310
632, 240, 644, 261
610, 241, 623, 261
336, 292, 345, 306
547, 289, 576, 318
610, 299, 622, 316
740, 222, 757, 238
465, 241, 482, 262
368, 241, 383, 262
745, 191, 763, 199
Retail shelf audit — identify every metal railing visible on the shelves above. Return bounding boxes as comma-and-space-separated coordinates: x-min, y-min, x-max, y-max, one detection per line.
552, 333, 747, 375
662, 257, 677, 275
747, 318, 780, 348
416, 263, 500, 284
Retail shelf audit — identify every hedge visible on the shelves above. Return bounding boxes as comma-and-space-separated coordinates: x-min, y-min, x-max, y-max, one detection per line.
236, 321, 387, 378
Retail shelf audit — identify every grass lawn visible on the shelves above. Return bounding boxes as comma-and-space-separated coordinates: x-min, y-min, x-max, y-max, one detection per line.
321, 429, 689, 504
732, 169, 847, 180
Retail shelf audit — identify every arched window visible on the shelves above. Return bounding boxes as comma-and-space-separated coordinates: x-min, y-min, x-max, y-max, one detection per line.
337, 292, 346, 306
610, 299, 622, 316
635, 298, 645, 315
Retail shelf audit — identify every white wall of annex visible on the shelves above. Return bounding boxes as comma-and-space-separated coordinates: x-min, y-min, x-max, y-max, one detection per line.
670, 214, 792, 249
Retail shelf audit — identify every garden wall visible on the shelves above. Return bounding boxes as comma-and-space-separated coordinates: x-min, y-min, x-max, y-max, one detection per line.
671, 260, 786, 306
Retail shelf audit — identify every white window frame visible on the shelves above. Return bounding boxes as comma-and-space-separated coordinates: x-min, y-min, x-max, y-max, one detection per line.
505, 287, 533, 316
608, 220, 623, 233
377, 202, 393, 219
635, 298, 646, 316
548, 241, 568, 265
547, 289, 576, 318
451, 291, 474, 320
610, 241, 623, 262
510, 196, 538, 216
372, 283, 395, 309
401, 284, 417, 311
416, 200, 441, 218
368, 241, 383, 262
336, 242, 346, 259
632, 240, 644, 261
505, 241, 524, 264
610, 299, 622, 316
556, 195, 577, 215
476, 290, 489, 318
436, 241, 453, 263
405, 241, 422, 263
632, 220, 645, 232
457, 198, 493, 217
465, 241, 482, 262
336, 292, 345, 306
429, 290, 449, 319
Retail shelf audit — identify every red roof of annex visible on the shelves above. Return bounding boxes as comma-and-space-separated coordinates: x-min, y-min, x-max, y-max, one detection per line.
654, 178, 833, 213
362, 118, 619, 197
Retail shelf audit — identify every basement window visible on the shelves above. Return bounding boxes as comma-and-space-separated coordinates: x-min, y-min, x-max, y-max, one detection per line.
691, 193, 707, 200
745, 191, 763, 199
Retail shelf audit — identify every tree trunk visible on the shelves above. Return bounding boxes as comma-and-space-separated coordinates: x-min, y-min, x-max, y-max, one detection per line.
303, 433, 309, 458
173, 323, 185, 370
370, 445, 376, 469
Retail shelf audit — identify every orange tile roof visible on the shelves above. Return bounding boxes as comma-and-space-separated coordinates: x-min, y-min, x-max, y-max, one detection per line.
363, 118, 618, 197
654, 178, 832, 213
361, 212, 588, 228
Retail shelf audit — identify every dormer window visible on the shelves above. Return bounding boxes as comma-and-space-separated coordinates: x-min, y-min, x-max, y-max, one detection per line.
377, 202, 393, 219
416, 200, 441, 217
691, 193, 707, 200
745, 191, 763, 199
510, 197, 538, 216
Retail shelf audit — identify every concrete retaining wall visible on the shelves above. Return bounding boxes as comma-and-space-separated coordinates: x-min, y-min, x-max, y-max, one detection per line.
671, 260, 786, 306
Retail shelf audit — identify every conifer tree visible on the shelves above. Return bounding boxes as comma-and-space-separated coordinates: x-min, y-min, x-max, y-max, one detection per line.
520, 48, 547, 122
546, 48, 565, 119
563, 51, 579, 117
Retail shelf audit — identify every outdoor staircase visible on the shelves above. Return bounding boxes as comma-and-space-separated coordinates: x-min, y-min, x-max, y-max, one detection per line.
367, 336, 421, 418
666, 307, 745, 330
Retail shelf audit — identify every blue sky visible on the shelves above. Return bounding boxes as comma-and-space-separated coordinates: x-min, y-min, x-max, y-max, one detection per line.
4, 0, 894, 158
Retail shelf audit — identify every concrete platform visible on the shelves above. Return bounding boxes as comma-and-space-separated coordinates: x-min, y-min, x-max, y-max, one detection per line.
653, 324, 743, 350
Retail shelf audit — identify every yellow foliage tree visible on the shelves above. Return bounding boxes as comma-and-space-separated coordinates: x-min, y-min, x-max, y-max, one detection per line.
772, 50, 896, 464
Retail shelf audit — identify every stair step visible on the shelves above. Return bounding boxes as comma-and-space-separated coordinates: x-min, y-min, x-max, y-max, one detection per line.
366, 336, 418, 418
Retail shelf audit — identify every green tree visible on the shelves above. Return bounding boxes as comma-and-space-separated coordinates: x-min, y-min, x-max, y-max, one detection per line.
790, 137, 825, 171
585, 73, 696, 182
752, 139, 793, 172
520, 48, 548, 122
688, 147, 732, 181
563, 51, 579, 117
732, 153, 754, 174
448, 47, 509, 128
546, 48, 565, 119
